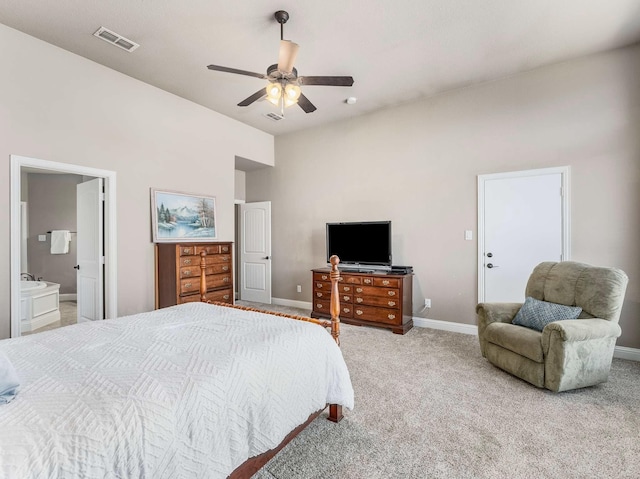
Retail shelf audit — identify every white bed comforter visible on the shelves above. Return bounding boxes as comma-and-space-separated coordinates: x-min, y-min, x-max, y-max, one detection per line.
0, 303, 354, 479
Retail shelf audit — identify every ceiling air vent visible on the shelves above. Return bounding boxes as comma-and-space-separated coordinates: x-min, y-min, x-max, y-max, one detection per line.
93, 27, 139, 52
264, 112, 284, 121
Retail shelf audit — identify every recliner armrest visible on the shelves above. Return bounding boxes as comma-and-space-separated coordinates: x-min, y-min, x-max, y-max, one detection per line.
476, 302, 522, 328
542, 318, 621, 345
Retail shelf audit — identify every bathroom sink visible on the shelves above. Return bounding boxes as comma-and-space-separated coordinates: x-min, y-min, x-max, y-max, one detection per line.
20, 280, 47, 292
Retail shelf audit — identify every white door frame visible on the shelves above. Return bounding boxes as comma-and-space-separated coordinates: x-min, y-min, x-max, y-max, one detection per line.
477, 166, 571, 303
10, 155, 118, 338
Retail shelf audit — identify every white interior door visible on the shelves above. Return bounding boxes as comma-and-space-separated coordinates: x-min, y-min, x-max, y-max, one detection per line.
77, 178, 104, 322
239, 201, 272, 303
478, 168, 569, 303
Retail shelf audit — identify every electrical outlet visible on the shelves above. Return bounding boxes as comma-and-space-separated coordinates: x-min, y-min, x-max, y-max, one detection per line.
296, 285, 302, 293
465, 230, 473, 241
424, 298, 431, 308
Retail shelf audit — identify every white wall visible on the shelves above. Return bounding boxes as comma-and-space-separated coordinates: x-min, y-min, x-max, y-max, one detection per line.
247, 43, 640, 348
0, 24, 274, 338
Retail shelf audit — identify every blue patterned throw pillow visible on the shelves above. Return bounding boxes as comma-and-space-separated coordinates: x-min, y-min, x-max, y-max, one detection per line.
512, 297, 582, 332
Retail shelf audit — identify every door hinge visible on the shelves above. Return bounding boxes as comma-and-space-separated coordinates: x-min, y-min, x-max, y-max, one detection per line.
100, 192, 105, 201
100, 256, 105, 264
560, 187, 564, 197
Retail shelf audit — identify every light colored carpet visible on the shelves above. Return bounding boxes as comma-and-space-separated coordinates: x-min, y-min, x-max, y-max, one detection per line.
238, 301, 640, 479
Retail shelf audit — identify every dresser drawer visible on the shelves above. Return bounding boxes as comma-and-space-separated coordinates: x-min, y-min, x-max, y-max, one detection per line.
338, 284, 354, 294
373, 277, 400, 288
342, 275, 362, 285
179, 278, 201, 294
354, 295, 400, 309
314, 281, 331, 291
180, 263, 230, 279
314, 290, 331, 300
353, 305, 401, 325
313, 272, 331, 282
352, 285, 399, 298
340, 304, 353, 318
207, 273, 232, 289
205, 288, 233, 303
313, 299, 331, 313
195, 245, 220, 255
180, 288, 233, 304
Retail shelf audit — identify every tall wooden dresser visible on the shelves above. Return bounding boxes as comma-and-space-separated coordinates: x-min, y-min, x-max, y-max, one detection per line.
155, 242, 233, 309
310, 268, 413, 334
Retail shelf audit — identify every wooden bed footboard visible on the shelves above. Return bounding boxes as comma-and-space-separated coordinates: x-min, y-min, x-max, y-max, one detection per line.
198, 251, 342, 345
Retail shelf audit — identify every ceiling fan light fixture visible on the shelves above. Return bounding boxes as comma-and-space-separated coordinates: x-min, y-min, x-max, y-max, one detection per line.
266, 82, 282, 105
285, 83, 301, 101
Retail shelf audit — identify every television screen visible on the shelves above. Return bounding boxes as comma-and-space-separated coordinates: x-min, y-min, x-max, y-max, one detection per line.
326, 221, 392, 266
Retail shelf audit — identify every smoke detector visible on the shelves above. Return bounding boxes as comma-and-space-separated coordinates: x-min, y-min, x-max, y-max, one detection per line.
93, 27, 139, 52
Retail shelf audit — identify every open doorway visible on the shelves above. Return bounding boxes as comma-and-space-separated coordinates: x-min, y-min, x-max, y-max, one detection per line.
10, 155, 117, 338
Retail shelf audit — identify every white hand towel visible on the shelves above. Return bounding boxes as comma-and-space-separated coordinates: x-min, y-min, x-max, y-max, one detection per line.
50, 230, 71, 254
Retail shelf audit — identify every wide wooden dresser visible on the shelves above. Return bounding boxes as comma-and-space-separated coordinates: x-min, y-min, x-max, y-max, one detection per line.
310, 268, 413, 334
155, 242, 233, 309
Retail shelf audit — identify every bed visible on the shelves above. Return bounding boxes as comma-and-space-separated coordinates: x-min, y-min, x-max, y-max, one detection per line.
0, 255, 353, 478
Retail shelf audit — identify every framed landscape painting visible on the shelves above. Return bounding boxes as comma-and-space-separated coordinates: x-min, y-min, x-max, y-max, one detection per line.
151, 188, 217, 242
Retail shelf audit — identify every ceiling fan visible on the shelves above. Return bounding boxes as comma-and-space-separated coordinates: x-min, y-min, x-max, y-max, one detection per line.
207, 10, 354, 115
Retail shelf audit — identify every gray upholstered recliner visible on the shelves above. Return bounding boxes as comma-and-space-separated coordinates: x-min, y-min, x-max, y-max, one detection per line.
477, 261, 628, 392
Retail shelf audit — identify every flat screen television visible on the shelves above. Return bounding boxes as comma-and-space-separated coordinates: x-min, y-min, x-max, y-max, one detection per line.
326, 221, 392, 267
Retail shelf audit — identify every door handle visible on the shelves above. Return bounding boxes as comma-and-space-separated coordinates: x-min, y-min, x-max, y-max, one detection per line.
74, 265, 80, 270
263, 256, 270, 260
486, 252, 493, 258
486, 263, 499, 269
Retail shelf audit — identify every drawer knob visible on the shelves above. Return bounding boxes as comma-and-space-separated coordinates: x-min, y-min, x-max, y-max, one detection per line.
317, 304, 323, 309
388, 291, 396, 296
382, 280, 390, 286
183, 248, 190, 253
316, 292, 323, 297
364, 279, 371, 284
343, 308, 350, 313
321, 275, 328, 280
356, 298, 363, 303
222, 266, 229, 271
222, 256, 229, 261
344, 286, 351, 292
388, 301, 396, 307
356, 310, 363, 316
183, 270, 191, 276
343, 296, 349, 301
222, 247, 228, 252
356, 288, 363, 293
185, 282, 192, 288
223, 277, 229, 283
184, 259, 191, 265
388, 314, 396, 320
317, 283, 323, 288
223, 295, 229, 300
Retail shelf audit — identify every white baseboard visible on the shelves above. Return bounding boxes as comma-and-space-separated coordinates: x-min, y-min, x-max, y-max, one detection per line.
413, 316, 640, 362
59, 293, 77, 302
413, 317, 478, 335
613, 346, 640, 361
272, 298, 313, 311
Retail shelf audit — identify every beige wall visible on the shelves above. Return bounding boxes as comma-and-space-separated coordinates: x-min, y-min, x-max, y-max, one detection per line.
0, 24, 274, 338
234, 170, 246, 202
27, 173, 82, 294
247, 43, 640, 348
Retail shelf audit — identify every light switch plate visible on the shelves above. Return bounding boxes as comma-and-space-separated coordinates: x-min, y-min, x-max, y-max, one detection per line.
38, 234, 47, 242
465, 230, 473, 241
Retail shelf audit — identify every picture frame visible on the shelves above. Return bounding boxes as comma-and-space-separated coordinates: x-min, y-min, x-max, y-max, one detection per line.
151, 188, 217, 243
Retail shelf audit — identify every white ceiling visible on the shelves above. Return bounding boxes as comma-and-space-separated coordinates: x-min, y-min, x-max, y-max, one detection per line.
2, 1, 640, 136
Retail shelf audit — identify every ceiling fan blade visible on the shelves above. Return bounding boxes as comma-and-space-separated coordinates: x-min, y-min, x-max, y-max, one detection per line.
238, 89, 267, 107
277, 40, 300, 74
297, 93, 317, 113
207, 64, 267, 80
299, 76, 354, 87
